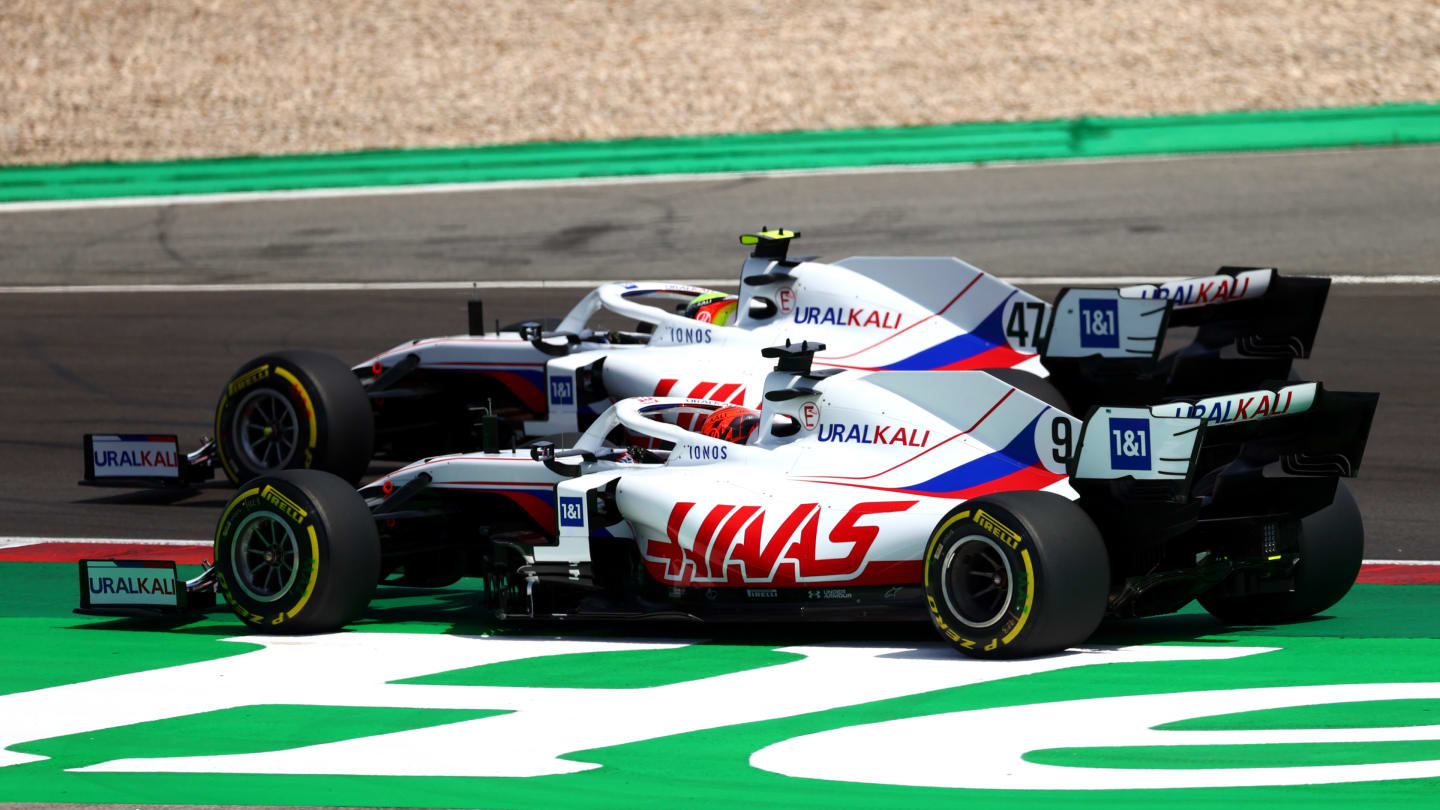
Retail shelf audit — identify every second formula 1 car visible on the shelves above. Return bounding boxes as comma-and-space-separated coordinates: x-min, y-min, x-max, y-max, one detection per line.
81, 229, 1336, 493
79, 339, 1378, 659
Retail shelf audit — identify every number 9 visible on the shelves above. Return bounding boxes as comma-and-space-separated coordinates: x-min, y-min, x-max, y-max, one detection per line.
1051, 417, 1072, 464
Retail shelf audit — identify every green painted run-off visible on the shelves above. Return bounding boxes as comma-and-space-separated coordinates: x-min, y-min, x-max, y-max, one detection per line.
3, 103, 1440, 203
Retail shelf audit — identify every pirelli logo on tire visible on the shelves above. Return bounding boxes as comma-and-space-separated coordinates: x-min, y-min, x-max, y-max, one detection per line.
974, 509, 1021, 549
228, 365, 270, 396
261, 484, 309, 524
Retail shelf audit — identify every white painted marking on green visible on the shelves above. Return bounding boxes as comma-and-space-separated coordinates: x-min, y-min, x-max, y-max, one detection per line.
0, 632, 1264, 778
755, 682, 1440, 789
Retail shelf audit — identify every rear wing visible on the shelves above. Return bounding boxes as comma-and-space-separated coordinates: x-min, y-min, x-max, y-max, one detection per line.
1041, 267, 1332, 411
1069, 381, 1378, 524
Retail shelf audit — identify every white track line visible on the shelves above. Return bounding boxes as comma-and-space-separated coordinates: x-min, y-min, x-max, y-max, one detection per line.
1, 274, 1437, 295
3, 144, 1438, 215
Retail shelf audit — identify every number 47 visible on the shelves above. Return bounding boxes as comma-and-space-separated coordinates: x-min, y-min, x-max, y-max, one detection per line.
1006, 302, 1050, 349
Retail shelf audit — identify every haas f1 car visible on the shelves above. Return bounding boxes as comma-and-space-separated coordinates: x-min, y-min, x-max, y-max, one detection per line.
80, 336, 1377, 659
81, 230, 1337, 491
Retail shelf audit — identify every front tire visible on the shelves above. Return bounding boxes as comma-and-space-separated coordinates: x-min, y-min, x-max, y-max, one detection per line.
215, 350, 374, 485
924, 491, 1109, 658
214, 469, 379, 633
1199, 480, 1364, 625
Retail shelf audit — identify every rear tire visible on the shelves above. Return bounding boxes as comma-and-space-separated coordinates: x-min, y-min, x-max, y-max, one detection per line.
1199, 480, 1364, 625
923, 491, 1109, 658
214, 469, 379, 634
215, 350, 374, 485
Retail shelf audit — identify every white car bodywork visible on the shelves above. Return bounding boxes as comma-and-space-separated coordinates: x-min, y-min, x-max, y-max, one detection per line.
366, 361, 1091, 590
361, 246, 1051, 437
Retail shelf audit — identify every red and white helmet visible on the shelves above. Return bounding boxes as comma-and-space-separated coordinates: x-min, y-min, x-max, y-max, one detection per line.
696, 406, 761, 444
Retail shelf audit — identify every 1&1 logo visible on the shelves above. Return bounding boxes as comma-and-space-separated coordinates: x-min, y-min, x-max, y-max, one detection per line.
1078, 298, 1120, 349
1108, 417, 1150, 471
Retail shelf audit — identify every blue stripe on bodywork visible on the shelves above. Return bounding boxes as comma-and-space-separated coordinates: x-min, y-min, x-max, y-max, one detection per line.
880, 293, 1014, 370
899, 409, 1046, 494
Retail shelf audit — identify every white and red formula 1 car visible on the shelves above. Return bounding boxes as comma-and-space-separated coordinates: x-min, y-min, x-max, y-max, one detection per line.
81, 229, 1337, 495
80, 340, 1378, 658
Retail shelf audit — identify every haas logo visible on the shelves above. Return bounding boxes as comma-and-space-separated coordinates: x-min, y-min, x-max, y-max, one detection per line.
642, 500, 916, 585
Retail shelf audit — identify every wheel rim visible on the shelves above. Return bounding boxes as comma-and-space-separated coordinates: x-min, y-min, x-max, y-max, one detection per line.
233, 387, 300, 471
231, 511, 301, 603
941, 534, 1014, 629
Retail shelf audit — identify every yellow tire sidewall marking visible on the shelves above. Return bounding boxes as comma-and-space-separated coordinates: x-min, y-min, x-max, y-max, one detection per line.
284, 525, 322, 621
216, 486, 261, 547
214, 391, 237, 481
923, 511, 971, 630
273, 367, 318, 466
1001, 549, 1035, 645
215, 486, 261, 621
215, 364, 273, 481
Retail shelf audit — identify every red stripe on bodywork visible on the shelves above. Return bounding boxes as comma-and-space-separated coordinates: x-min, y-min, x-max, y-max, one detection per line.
799, 462, 1065, 501
710, 383, 742, 403
476, 369, 547, 413
492, 491, 556, 531
0, 542, 211, 564
929, 464, 1067, 500
935, 344, 1035, 371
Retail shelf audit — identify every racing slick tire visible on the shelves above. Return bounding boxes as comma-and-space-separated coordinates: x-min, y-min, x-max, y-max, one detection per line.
923, 491, 1108, 658
215, 469, 379, 634
1198, 480, 1364, 625
215, 350, 374, 485
984, 368, 1072, 414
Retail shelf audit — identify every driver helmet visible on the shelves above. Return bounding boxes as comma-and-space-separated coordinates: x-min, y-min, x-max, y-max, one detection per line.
683, 292, 738, 325
697, 405, 761, 444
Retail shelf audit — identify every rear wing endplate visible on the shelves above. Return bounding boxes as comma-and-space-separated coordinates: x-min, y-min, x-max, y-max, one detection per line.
1041, 267, 1332, 410
1070, 381, 1378, 492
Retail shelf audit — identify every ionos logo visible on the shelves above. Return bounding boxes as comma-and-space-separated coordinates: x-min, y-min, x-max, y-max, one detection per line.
664, 326, 713, 344
228, 366, 270, 396
260, 485, 308, 523
974, 509, 1020, 549
6, 636, 1440, 791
